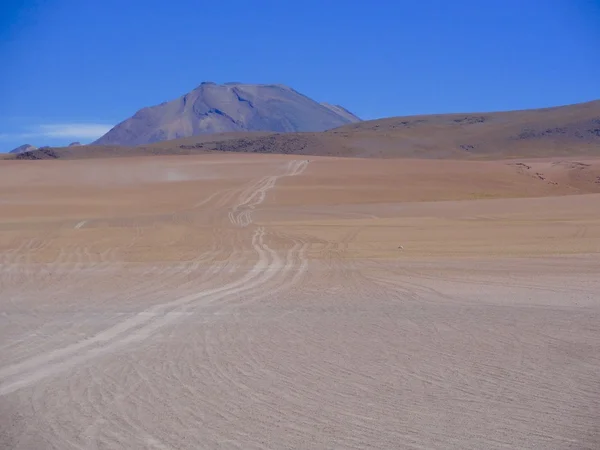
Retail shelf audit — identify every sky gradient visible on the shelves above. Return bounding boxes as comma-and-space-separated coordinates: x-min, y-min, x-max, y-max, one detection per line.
1, 0, 599, 151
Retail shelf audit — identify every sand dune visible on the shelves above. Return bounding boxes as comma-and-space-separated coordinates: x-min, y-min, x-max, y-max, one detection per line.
1, 155, 599, 449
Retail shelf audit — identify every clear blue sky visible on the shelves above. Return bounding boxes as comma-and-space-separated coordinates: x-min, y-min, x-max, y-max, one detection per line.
1, 0, 599, 151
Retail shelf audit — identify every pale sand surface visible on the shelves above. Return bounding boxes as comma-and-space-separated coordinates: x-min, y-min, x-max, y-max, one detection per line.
1, 155, 599, 449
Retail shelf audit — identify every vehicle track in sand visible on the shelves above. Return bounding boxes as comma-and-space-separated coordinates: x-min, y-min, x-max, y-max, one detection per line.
0, 160, 310, 396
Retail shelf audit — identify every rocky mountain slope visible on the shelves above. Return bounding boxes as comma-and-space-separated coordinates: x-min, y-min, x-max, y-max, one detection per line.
93, 82, 361, 146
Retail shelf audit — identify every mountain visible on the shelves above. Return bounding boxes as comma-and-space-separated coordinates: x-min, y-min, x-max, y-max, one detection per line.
9, 144, 37, 154
14, 99, 600, 161
93, 82, 361, 146
68, 142, 82, 147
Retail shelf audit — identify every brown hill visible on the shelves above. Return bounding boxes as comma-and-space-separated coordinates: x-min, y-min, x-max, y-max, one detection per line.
329, 99, 600, 158
8, 99, 600, 161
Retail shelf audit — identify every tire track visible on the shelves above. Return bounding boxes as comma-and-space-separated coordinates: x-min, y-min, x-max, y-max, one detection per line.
0, 160, 311, 396
229, 160, 309, 227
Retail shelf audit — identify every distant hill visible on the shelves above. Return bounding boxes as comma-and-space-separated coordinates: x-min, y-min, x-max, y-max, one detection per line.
93, 82, 361, 146
9, 144, 37, 154
327, 99, 600, 158
12, 99, 600, 161
149, 99, 600, 159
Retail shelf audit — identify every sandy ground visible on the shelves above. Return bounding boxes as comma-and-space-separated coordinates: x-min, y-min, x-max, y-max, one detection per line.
1, 155, 599, 449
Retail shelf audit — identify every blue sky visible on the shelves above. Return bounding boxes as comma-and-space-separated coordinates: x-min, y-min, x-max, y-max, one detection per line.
1, 0, 599, 151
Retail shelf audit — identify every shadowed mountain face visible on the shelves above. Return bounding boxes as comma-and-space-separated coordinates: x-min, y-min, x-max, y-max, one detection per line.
94, 82, 361, 146
9, 144, 37, 154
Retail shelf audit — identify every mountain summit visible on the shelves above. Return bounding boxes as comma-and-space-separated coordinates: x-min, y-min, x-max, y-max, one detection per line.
94, 82, 361, 146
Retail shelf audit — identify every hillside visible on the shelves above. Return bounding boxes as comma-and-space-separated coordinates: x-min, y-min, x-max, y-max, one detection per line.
10, 99, 600, 162
93, 82, 361, 146
328, 99, 600, 158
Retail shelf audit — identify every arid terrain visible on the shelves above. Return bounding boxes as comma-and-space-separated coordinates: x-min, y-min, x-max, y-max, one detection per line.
9, 99, 600, 161
1, 154, 600, 449
8, 100, 600, 160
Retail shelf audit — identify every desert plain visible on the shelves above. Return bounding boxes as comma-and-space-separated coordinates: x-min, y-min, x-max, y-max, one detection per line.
1, 154, 600, 449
